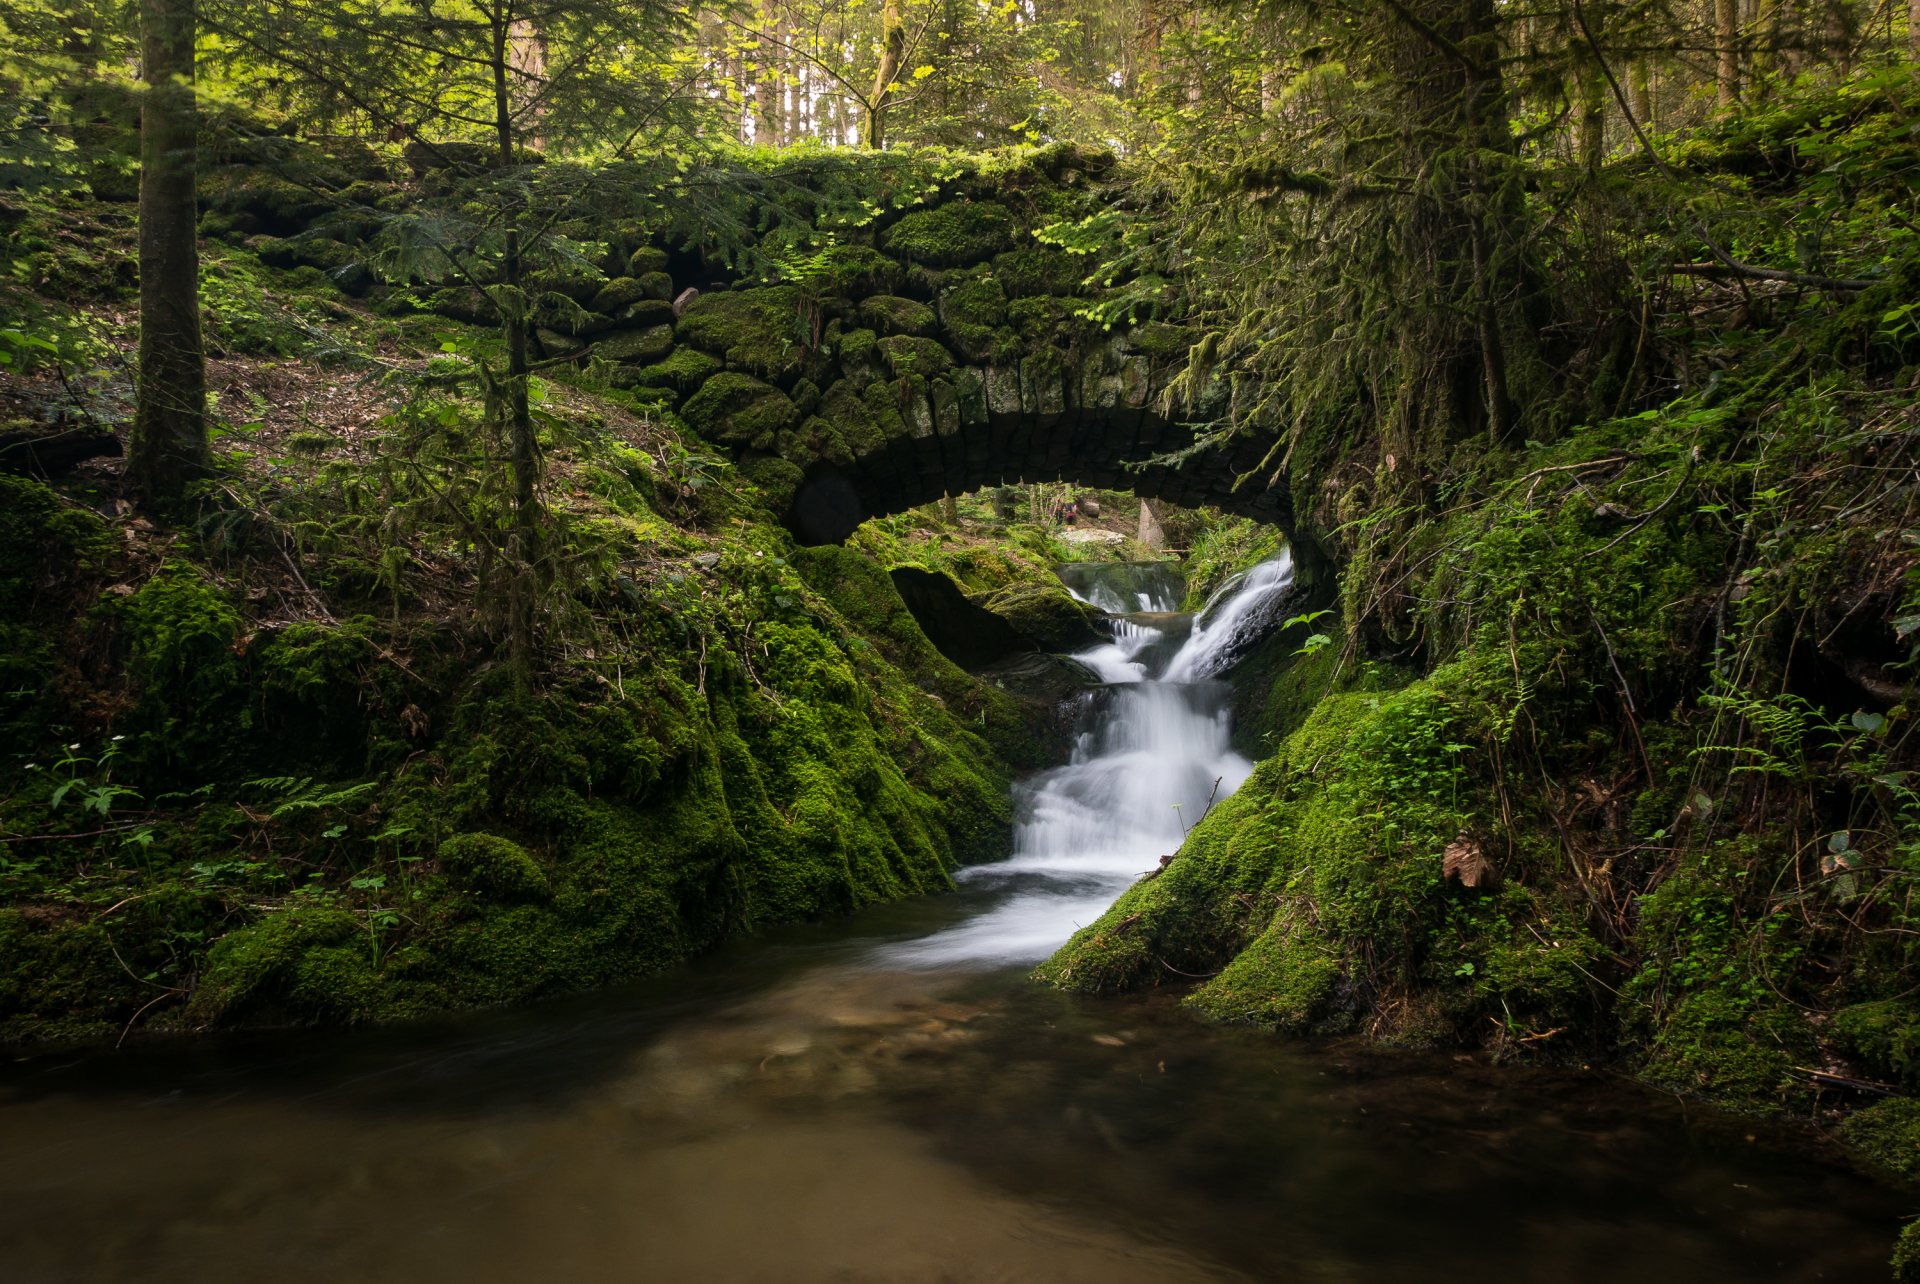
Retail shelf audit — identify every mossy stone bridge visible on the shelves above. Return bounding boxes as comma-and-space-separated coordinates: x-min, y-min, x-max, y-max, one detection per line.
205, 144, 1292, 540
641, 175, 1293, 544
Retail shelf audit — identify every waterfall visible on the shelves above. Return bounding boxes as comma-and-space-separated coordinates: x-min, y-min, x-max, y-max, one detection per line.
881, 553, 1295, 968
1160, 551, 1296, 683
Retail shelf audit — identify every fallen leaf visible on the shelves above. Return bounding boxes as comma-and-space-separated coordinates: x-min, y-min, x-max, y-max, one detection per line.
1443, 834, 1493, 889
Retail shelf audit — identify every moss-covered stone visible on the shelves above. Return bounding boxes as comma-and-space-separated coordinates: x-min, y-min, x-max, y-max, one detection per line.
1831, 999, 1920, 1088
874, 334, 955, 380
882, 200, 1018, 267
675, 285, 809, 382
591, 276, 652, 314
858, 295, 937, 336
629, 344, 721, 394
596, 324, 675, 366
992, 245, 1082, 295
1634, 989, 1813, 1111
1120, 320, 1198, 359
811, 244, 905, 296
1185, 916, 1344, 1032
1895, 1219, 1920, 1283
976, 580, 1103, 651
438, 832, 550, 902
187, 904, 366, 1026
1843, 1098, 1920, 1182
936, 272, 1018, 364
627, 245, 669, 277
679, 372, 799, 449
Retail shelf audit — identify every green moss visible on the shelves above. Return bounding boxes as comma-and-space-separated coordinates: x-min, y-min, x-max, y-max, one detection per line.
976, 580, 1102, 651
1121, 320, 1197, 359
937, 272, 1018, 364
0, 909, 143, 1042
858, 295, 937, 336
438, 832, 550, 902
882, 200, 1018, 267
741, 455, 805, 509
1895, 1219, 1920, 1283
992, 246, 1082, 295
1843, 1098, 1920, 1182
874, 334, 955, 380
675, 285, 809, 382
596, 325, 675, 365
0, 476, 109, 747
1186, 917, 1344, 1032
813, 244, 904, 296
590, 276, 652, 314
626, 245, 669, 276
114, 561, 248, 773
629, 343, 721, 394
1634, 989, 1812, 1110
1832, 1000, 1920, 1089
679, 372, 799, 449
187, 904, 364, 1025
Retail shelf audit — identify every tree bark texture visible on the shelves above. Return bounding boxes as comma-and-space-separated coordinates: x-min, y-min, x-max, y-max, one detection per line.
864, 0, 904, 148
1716, 0, 1740, 105
130, 0, 209, 507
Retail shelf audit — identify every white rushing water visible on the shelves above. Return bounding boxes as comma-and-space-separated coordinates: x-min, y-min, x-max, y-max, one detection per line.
881, 553, 1295, 969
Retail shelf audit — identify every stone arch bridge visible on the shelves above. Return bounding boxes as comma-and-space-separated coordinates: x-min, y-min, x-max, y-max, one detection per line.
529, 150, 1294, 544
205, 141, 1294, 542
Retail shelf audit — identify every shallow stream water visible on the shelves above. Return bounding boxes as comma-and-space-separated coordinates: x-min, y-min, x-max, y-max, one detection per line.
0, 560, 1908, 1282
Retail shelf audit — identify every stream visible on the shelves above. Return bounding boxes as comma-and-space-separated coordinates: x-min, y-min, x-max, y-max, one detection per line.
0, 558, 1908, 1283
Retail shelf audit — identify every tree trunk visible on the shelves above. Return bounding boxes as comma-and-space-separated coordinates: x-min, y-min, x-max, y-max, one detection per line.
1629, 57, 1653, 130
864, 0, 904, 148
1911, 0, 1919, 61
493, 10, 541, 679
130, 0, 208, 509
1715, 0, 1740, 105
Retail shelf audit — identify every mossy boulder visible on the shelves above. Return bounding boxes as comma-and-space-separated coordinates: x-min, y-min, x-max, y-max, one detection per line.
882, 200, 1018, 268
874, 335, 955, 380
187, 904, 367, 1026
1843, 1098, 1920, 1182
937, 273, 1018, 364
596, 325, 675, 366
438, 832, 550, 902
675, 285, 809, 383
993, 245, 1082, 296
858, 295, 937, 336
628, 344, 721, 394
812, 244, 905, 295
1184, 918, 1345, 1032
680, 373, 799, 449
590, 276, 653, 314
627, 245, 670, 276
814, 379, 892, 457
1633, 989, 1814, 1110
975, 580, 1103, 651
1896, 1219, 1920, 1283
1831, 999, 1920, 1088
1119, 320, 1198, 360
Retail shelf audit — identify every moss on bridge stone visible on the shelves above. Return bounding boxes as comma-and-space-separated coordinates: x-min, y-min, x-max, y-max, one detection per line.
628, 344, 720, 394
882, 199, 1018, 268
992, 245, 1082, 296
875, 335, 955, 381
596, 324, 675, 366
676, 286, 811, 383
858, 295, 937, 336
679, 372, 799, 449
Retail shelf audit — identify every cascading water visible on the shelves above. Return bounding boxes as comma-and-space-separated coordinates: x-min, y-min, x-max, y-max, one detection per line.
883, 553, 1296, 968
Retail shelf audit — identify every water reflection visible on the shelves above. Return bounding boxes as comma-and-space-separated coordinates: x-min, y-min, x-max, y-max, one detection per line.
0, 553, 1905, 1282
